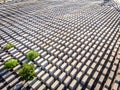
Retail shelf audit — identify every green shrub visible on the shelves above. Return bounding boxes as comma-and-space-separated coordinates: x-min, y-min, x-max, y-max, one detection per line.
26, 50, 39, 60
19, 63, 36, 81
4, 59, 18, 70
5, 43, 14, 50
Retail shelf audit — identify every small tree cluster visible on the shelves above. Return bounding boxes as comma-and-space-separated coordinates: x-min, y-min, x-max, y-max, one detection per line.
26, 50, 39, 61
19, 63, 36, 81
4, 59, 18, 70
4, 43, 39, 81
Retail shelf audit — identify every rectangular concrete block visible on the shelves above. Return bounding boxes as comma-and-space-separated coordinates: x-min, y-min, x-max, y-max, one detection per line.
76, 71, 83, 81
57, 84, 65, 90
46, 77, 54, 87
51, 80, 59, 90
2, 71, 12, 79
49, 66, 57, 75
64, 76, 71, 86
32, 80, 41, 90
59, 72, 66, 83
71, 60, 77, 66
41, 61, 48, 69
94, 83, 101, 90
70, 68, 77, 79
41, 73, 49, 82
81, 75, 88, 84
56, 60, 63, 68
6, 75, 15, 83
81, 65, 87, 71
60, 63, 67, 71
69, 79, 77, 90
54, 69, 61, 79
76, 63, 82, 71
45, 64, 52, 72
65, 65, 72, 75
88, 78, 94, 87
38, 84, 46, 90
35, 67, 41, 74
52, 58, 58, 64
93, 71, 99, 79
72, 52, 77, 59
37, 71, 45, 79
76, 55, 82, 61
66, 57, 73, 64
9, 77, 20, 87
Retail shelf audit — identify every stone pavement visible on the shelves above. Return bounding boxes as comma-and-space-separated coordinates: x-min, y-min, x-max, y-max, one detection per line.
0, 0, 120, 90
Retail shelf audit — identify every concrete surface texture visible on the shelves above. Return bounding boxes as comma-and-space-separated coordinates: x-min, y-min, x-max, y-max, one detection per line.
114, 0, 120, 4
0, 0, 120, 90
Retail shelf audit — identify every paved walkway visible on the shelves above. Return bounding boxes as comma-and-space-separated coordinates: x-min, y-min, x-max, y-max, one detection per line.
0, 0, 120, 90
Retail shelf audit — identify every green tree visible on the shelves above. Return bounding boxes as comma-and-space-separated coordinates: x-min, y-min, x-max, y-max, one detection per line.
4, 59, 18, 70
19, 63, 36, 81
26, 50, 39, 60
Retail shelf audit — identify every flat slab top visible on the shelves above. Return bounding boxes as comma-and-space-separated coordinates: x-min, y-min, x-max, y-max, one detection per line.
0, 0, 120, 90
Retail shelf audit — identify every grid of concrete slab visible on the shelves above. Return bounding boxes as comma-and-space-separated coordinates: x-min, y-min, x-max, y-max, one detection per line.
0, 0, 120, 90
